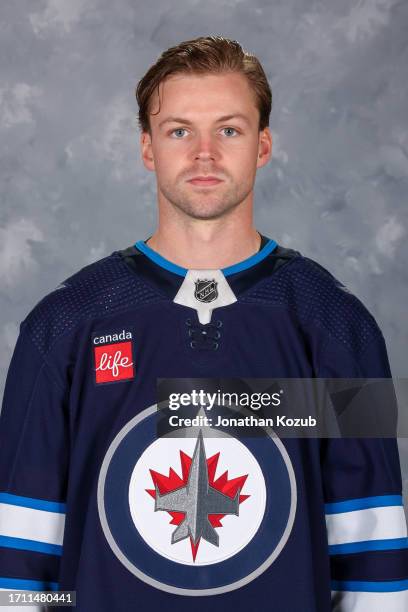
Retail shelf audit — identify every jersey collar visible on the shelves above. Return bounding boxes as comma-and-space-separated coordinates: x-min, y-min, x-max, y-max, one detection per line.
117, 237, 299, 302
134, 238, 278, 278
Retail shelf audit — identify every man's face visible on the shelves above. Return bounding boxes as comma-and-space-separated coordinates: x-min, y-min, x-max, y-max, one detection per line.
141, 72, 272, 220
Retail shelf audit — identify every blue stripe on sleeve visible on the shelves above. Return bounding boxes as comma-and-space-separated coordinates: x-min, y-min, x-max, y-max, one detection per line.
0, 576, 59, 590
0, 492, 66, 514
0, 535, 63, 556
331, 578, 408, 592
325, 495, 403, 514
329, 537, 408, 555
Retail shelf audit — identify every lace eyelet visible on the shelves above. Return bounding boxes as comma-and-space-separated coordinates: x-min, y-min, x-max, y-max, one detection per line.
216, 320, 223, 328
185, 318, 192, 326
214, 331, 221, 340
213, 342, 219, 350
190, 340, 197, 349
188, 329, 193, 337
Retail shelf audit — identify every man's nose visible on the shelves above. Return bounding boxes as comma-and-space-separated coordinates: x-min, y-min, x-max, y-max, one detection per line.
193, 134, 219, 161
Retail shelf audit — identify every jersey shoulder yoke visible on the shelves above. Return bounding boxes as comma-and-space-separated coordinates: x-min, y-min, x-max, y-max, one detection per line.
23, 251, 163, 357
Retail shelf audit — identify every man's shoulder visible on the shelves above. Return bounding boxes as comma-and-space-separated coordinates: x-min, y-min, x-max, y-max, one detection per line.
22, 249, 162, 357
248, 245, 363, 307
245, 245, 383, 352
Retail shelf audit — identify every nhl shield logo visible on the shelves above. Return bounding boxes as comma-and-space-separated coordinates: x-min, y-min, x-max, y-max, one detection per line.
194, 279, 218, 303
97, 405, 297, 595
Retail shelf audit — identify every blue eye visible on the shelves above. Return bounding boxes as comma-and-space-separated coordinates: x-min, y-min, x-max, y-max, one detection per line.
171, 128, 187, 138
222, 127, 238, 137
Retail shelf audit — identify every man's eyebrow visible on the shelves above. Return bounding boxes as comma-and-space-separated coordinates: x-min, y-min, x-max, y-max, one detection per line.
158, 114, 251, 128
216, 114, 251, 125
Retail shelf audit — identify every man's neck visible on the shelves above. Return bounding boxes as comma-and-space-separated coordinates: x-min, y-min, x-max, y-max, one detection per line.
146, 223, 261, 270
146, 189, 263, 269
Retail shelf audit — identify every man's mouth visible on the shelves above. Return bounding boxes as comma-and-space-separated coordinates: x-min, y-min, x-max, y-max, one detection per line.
187, 176, 224, 187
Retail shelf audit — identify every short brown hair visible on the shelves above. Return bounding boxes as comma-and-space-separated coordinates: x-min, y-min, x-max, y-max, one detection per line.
135, 35, 272, 133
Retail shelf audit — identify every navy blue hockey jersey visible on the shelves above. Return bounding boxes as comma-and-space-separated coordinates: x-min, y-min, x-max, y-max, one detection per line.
0, 237, 407, 611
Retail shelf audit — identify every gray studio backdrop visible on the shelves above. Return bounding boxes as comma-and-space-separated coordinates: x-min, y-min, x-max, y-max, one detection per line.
1, 1, 407, 513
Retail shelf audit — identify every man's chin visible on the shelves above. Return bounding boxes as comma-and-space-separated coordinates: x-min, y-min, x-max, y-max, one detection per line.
174, 201, 239, 221
168, 192, 243, 219
159, 185, 246, 220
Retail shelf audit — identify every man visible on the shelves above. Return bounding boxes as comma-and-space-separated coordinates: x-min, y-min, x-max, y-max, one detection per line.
0, 36, 407, 611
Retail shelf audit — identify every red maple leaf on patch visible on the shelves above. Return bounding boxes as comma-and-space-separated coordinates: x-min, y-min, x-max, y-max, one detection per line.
146, 449, 249, 561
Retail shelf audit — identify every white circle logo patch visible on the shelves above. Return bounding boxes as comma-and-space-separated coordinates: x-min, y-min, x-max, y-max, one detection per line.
128, 432, 266, 566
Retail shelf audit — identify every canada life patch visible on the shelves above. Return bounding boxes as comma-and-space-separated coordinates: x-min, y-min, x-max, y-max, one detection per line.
93, 329, 134, 384
97, 405, 297, 596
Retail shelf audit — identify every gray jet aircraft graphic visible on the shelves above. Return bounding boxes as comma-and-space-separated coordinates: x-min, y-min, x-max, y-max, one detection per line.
154, 431, 240, 546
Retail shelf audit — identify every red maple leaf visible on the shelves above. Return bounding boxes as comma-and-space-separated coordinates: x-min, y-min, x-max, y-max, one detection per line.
146, 449, 249, 561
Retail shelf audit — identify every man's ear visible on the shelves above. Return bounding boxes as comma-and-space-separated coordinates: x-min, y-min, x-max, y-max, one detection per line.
140, 130, 155, 171
256, 127, 272, 169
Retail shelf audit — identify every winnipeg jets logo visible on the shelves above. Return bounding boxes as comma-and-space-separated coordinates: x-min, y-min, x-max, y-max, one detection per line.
146, 431, 248, 561
98, 404, 297, 595
194, 279, 218, 303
